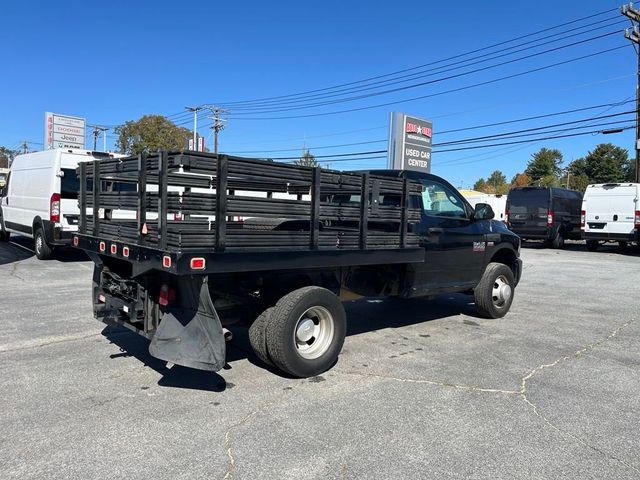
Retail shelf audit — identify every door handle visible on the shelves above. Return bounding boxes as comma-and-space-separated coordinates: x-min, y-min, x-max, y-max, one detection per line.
428, 227, 444, 235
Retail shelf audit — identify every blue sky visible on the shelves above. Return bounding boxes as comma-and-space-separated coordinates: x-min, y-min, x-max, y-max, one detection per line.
0, 0, 636, 187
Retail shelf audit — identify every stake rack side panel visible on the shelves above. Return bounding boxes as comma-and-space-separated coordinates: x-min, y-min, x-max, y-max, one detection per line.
78, 151, 422, 253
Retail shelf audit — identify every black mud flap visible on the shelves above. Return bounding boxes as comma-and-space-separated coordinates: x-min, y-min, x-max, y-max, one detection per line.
149, 276, 226, 372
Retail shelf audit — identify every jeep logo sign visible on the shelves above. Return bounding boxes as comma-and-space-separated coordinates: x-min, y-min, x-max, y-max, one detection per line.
388, 112, 433, 173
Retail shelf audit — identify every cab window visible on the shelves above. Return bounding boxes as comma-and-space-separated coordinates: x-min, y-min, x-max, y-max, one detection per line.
420, 180, 467, 219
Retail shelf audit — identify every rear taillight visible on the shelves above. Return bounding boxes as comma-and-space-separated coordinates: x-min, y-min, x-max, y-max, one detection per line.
504, 209, 510, 226
547, 209, 553, 227
50, 193, 60, 222
635, 210, 640, 229
581, 210, 586, 229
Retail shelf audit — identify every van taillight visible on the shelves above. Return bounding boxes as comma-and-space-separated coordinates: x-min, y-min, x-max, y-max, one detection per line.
547, 210, 553, 227
635, 210, 640, 229
50, 193, 61, 222
581, 210, 586, 229
504, 209, 510, 226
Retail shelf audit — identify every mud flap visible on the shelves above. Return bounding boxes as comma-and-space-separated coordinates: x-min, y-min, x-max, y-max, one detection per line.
149, 276, 226, 372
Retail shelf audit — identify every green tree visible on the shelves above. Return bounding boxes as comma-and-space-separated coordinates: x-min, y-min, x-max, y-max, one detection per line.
525, 148, 563, 183
0, 146, 18, 168
473, 178, 488, 192
574, 143, 632, 184
115, 115, 192, 155
486, 170, 508, 194
295, 149, 319, 167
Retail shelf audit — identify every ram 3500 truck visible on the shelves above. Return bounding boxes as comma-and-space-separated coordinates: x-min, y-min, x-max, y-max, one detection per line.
72, 151, 522, 378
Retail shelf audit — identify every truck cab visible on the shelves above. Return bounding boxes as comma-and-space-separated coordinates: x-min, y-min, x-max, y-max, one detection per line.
368, 169, 521, 297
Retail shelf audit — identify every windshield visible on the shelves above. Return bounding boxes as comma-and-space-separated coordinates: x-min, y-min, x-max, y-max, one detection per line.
508, 189, 549, 214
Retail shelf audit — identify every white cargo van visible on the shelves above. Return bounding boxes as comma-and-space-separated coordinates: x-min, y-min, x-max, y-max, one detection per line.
460, 191, 507, 221
0, 149, 121, 259
581, 183, 640, 251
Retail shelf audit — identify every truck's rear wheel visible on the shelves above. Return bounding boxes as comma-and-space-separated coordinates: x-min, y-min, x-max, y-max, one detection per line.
266, 286, 346, 378
586, 240, 600, 252
34, 227, 53, 260
474, 263, 515, 319
248, 307, 274, 367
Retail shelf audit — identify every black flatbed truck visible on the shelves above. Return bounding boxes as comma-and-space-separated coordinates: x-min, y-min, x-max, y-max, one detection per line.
74, 150, 522, 378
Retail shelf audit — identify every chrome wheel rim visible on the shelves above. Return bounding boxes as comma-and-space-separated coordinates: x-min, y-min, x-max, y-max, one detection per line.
492, 275, 512, 307
35, 235, 43, 255
294, 306, 334, 360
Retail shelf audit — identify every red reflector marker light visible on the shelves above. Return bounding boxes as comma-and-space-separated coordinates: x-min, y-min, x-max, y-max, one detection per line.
122, 246, 130, 258
547, 210, 554, 227
99, 241, 106, 252
73, 236, 79, 247
635, 210, 640, 229
162, 255, 172, 268
110, 244, 117, 254
159, 285, 169, 306
190, 257, 206, 270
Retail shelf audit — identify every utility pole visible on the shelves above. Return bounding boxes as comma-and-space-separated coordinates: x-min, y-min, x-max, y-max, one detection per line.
185, 106, 203, 151
20, 141, 28, 154
205, 106, 227, 155
622, 3, 640, 182
89, 125, 108, 151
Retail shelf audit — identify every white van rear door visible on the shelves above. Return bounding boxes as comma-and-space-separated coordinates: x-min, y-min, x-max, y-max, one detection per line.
60, 163, 80, 232
584, 185, 637, 235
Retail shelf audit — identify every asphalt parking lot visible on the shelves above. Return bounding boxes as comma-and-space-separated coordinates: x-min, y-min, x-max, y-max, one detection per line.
0, 237, 639, 479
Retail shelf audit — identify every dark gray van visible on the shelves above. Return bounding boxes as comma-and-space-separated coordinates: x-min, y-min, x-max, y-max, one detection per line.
506, 187, 583, 248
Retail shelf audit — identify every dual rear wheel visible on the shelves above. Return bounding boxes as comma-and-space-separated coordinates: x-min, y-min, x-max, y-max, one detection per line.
249, 286, 346, 378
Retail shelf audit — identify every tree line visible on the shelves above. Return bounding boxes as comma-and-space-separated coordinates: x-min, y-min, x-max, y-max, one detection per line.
473, 144, 636, 194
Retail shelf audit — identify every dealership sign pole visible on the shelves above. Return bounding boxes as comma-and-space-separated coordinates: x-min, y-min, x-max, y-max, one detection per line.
388, 112, 433, 173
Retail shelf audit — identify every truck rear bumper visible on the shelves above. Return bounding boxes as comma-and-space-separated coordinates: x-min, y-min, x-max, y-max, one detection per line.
92, 258, 227, 372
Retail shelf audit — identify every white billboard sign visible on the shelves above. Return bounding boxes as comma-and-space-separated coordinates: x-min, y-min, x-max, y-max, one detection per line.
45, 112, 86, 150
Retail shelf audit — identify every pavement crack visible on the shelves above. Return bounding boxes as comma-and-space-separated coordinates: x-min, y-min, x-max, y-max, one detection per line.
8, 262, 26, 282
336, 369, 519, 395
222, 384, 300, 479
519, 318, 639, 475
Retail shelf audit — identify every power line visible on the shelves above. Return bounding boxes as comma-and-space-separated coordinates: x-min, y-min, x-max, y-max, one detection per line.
162, 7, 625, 124
220, 21, 625, 111
212, 7, 621, 108
205, 31, 622, 117
201, 45, 629, 121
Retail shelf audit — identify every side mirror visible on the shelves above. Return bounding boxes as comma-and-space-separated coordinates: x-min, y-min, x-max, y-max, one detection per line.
474, 203, 495, 221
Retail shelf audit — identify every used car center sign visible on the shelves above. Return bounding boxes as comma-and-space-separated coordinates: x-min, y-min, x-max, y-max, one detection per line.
387, 112, 432, 173
45, 112, 86, 150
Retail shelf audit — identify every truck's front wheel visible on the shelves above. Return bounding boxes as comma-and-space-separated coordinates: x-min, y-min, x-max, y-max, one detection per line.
266, 286, 346, 378
474, 263, 515, 319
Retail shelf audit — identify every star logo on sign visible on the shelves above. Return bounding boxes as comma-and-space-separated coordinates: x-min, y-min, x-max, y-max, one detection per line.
417, 125, 422, 135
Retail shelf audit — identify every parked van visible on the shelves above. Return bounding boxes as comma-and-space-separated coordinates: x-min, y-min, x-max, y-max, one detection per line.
0, 149, 121, 259
460, 190, 507, 221
581, 183, 640, 251
505, 186, 583, 248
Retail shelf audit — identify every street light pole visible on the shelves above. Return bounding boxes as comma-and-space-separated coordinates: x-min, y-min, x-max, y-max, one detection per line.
622, 3, 640, 182
186, 106, 203, 151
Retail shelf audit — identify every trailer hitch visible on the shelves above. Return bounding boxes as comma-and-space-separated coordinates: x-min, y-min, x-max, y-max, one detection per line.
149, 276, 226, 372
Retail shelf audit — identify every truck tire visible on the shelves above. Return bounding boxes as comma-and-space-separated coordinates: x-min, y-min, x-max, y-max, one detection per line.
266, 286, 346, 378
0, 210, 8, 241
34, 227, 53, 260
550, 231, 564, 249
474, 262, 515, 319
586, 240, 599, 252
248, 307, 274, 367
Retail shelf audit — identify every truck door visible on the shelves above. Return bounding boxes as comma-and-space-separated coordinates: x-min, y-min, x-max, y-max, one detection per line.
411, 178, 487, 293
